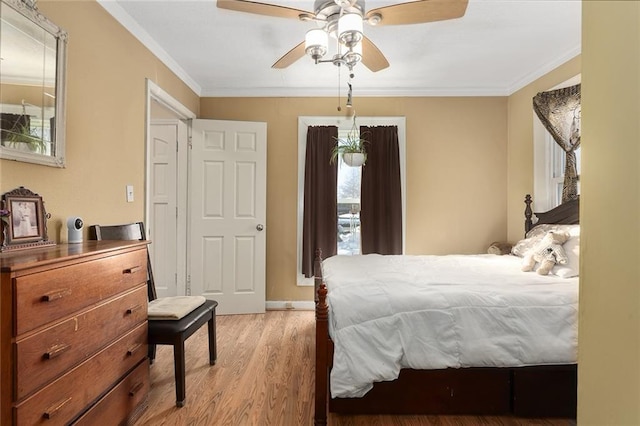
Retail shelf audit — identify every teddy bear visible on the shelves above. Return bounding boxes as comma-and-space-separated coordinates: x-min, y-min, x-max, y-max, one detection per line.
521, 230, 570, 275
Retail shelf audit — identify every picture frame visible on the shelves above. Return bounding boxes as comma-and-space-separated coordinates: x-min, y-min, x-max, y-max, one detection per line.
0, 187, 55, 251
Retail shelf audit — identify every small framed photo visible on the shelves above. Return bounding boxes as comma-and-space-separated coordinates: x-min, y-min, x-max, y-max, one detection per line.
1, 187, 54, 251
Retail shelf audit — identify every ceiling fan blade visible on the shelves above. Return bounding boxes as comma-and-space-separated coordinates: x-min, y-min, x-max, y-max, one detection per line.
272, 41, 306, 69
362, 37, 389, 72
366, 0, 468, 26
217, 0, 311, 20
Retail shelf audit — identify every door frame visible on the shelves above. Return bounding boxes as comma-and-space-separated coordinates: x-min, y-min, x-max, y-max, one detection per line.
144, 79, 196, 295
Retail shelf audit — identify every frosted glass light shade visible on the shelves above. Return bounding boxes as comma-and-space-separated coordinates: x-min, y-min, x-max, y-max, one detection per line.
305, 28, 328, 60
343, 42, 362, 68
338, 13, 363, 47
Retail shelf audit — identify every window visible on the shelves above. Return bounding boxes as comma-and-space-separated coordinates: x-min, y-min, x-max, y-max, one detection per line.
534, 116, 581, 211
533, 75, 581, 211
551, 136, 581, 205
297, 116, 406, 285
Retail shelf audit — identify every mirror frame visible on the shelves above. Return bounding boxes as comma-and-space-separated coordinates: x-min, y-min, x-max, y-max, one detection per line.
0, 0, 67, 167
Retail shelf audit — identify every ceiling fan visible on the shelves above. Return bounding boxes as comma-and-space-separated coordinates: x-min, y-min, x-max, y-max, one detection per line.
217, 0, 468, 73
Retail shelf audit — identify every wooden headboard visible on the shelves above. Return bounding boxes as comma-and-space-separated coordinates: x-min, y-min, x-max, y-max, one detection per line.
524, 194, 580, 235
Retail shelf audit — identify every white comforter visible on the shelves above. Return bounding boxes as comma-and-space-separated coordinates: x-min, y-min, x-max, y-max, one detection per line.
322, 254, 579, 398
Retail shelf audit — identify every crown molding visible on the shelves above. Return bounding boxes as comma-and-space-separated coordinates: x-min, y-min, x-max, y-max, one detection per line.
97, 0, 202, 96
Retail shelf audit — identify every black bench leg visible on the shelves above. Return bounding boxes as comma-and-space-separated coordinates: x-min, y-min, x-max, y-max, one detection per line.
148, 343, 157, 365
174, 341, 186, 407
208, 312, 217, 365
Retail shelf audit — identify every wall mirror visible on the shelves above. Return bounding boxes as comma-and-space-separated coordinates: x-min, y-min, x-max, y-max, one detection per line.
0, 0, 67, 167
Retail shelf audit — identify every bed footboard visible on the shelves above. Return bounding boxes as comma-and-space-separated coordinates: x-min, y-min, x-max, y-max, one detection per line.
314, 249, 329, 426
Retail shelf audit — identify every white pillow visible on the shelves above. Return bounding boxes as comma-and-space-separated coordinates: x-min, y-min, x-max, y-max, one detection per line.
552, 226, 580, 278
511, 224, 579, 257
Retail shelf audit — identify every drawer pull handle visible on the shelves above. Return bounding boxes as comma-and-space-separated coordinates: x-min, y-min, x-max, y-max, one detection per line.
43, 396, 72, 419
123, 266, 142, 274
129, 382, 144, 397
44, 343, 70, 360
126, 304, 143, 315
41, 289, 71, 302
127, 343, 142, 356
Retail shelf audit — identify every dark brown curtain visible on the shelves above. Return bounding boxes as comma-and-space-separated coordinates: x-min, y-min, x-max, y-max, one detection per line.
302, 126, 338, 278
360, 125, 402, 255
0, 113, 29, 141
50, 116, 56, 145
533, 84, 581, 202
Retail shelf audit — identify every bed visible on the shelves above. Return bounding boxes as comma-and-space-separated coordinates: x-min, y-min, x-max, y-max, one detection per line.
313, 195, 580, 425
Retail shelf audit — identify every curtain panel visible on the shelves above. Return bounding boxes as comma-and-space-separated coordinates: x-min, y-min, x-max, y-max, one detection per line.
0, 113, 30, 142
533, 83, 581, 202
360, 125, 403, 255
302, 125, 338, 278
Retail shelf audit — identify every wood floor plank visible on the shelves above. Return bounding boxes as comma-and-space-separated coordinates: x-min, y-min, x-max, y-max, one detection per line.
133, 311, 576, 426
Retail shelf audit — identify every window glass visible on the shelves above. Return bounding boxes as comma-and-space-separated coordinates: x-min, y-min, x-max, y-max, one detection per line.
550, 136, 581, 207
336, 136, 361, 255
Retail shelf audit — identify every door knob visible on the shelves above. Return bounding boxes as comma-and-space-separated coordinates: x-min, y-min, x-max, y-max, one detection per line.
256, 224, 264, 231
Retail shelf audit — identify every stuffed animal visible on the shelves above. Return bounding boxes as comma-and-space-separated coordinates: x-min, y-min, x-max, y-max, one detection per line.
521, 230, 570, 275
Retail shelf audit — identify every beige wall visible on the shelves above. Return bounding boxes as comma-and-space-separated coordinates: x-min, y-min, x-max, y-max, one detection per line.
0, 84, 52, 107
0, 1, 199, 242
506, 56, 581, 242
201, 97, 508, 300
578, 1, 640, 423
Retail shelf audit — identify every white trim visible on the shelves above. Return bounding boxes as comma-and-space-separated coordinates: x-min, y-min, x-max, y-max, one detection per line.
507, 49, 581, 95
201, 86, 513, 98
296, 116, 407, 286
145, 79, 196, 297
97, 0, 201, 95
266, 301, 315, 311
145, 81, 196, 232
533, 112, 555, 213
147, 80, 197, 120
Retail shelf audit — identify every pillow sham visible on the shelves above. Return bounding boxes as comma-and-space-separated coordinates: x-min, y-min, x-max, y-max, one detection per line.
553, 232, 580, 278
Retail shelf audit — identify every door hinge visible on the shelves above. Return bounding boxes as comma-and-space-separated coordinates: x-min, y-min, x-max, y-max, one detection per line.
188, 135, 193, 149
176, 139, 179, 152
176, 206, 178, 218
186, 274, 191, 296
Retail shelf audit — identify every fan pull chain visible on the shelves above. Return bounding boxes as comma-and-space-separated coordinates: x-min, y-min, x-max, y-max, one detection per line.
337, 64, 342, 112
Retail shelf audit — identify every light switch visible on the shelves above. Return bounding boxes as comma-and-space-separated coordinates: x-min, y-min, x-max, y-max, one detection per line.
126, 185, 134, 202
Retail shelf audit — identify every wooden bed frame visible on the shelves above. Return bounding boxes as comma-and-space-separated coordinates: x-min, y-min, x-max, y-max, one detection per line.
314, 195, 580, 425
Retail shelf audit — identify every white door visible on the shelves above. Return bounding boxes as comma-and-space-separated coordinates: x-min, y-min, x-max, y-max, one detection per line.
149, 122, 182, 298
189, 119, 267, 314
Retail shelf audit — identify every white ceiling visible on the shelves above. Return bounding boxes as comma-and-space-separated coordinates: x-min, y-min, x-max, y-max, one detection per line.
97, 0, 581, 97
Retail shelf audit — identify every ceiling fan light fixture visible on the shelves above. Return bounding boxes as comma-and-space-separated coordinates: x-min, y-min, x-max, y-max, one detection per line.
338, 13, 363, 47
341, 42, 362, 68
305, 28, 328, 61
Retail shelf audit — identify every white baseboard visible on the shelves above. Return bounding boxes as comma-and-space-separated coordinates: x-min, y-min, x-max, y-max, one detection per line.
266, 300, 315, 311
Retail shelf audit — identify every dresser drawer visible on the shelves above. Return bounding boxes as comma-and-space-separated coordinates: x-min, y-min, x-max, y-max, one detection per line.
15, 285, 148, 401
14, 322, 148, 426
72, 359, 149, 426
13, 248, 147, 335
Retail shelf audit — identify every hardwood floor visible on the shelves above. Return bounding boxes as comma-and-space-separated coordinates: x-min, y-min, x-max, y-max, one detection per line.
133, 311, 576, 426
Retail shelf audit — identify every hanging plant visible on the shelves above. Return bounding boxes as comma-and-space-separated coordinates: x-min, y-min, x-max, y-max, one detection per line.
3, 122, 46, 153
330, 116, 368, 167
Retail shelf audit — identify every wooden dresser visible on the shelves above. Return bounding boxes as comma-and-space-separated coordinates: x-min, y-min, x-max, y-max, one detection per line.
0, 241, 150, 425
